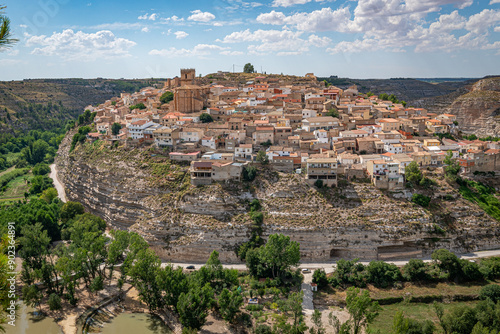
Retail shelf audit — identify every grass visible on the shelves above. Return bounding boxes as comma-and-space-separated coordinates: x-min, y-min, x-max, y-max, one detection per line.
0, 171, 33, 200
458, 180, 500, 221
4, 152, 21, 164
369, 300, 479, 333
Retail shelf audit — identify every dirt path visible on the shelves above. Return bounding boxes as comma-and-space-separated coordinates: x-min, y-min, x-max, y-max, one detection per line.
50, 163, 67, 202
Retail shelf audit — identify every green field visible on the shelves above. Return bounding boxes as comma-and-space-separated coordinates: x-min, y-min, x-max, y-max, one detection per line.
0, 170, 33, 201
370, 301, 479, 333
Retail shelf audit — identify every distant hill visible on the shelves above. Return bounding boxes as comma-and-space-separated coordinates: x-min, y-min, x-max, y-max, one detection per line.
318, 77, 476, 107
0, 78, 164, 135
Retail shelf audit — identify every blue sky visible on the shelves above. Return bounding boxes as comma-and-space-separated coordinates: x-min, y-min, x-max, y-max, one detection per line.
1, 0, 499, 80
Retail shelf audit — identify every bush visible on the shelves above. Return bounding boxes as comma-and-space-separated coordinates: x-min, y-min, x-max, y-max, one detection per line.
460, 260, 483, 282
48, 293, 62, 310
402, 259, 429, 282
479, 257, 500, 280
254, 324, 273, 334
479, 284, 500, 303
32, 163, 51, 176
412, 193, 431, 207
242, 165, 257, 181
365, 261, 401, 288
312, 269, 329, 289
314, 179, 324, 189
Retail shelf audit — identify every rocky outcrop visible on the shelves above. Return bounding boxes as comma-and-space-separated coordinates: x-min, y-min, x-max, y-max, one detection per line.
56, 133, 500, 263
445, 77, 500, 137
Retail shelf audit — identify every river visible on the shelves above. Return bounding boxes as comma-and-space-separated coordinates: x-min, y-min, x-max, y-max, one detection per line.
5, 302, 62, 334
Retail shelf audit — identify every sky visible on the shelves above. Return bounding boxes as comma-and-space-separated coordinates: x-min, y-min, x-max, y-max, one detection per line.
1, 0, 499, 80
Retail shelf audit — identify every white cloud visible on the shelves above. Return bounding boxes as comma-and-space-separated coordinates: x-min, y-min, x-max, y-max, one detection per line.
19, 24, 28, 28
495, 26, 500, 32
141, 27, 150, 33
83, 22, 144, 30
7, 49, 19, 56
491, 0, 500, 4
138, 13, 158, 21
221, 28, 303, 43
149, 44, 228, 57
174, 31, 189, 39
161, 15, 184, 23
257, 7, 351, 32
220, 50, 245, 56
308, 34, 331, 47
272, 0, 311, 7
465, 9, 500, 34
187, 10, 216, 22
26, 29, 136, 61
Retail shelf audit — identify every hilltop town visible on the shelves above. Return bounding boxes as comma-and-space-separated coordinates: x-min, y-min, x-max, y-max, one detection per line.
84, 68, 499, 191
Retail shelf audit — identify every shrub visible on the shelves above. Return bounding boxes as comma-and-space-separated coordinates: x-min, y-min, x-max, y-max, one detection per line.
479, 257, 500, 280
402, 259, 429, 282
312, 269, 328, 289
479, 284, 500, 303
48, 293, 62, 310
366, 261, 401, 288
412, 193, 431, 207
314, 179, 324, 189
254, 324, 273, 334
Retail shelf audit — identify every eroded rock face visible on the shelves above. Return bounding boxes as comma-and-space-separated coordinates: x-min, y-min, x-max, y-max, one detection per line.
56, 132, 500, 263
446, 77, 500, 137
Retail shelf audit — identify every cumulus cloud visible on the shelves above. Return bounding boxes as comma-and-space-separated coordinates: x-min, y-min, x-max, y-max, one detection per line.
138, 13, 158, 21
174, 31, 189, 39
141, 27, 150, 33
220, 50, 245, 56
161, 15, 184, 23
257, 7, 351, 32
188, 10, 216, 22
272, 0, 311, 7
491, 0, 500, 4
26, 29, 136, 61
465, 9, 500, 34
149, 44, 228, 57
221, 28, 331, 55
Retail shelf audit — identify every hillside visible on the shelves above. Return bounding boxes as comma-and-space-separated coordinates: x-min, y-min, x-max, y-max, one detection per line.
318, 77, 475, 107
0, 78, 163, 134
443, 77, 500, 137
55, 133, 500, 263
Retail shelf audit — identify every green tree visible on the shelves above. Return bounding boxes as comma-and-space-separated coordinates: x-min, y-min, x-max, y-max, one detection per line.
256, 151, 269, 165
345, 287, 381, 334
444, 151, 460, 182
22, 139, 49, 165
405, 161, 423, 185
128, 249, 163, 311
260, 234, 300, 278
218, 288, 243, 323
479, 284, 500, 303
243, 63, 254, 73
312, 269, 329, 289
312, 309, 325, 334
177, 284, 214, 331
22, 285, 42, 310
48, 293, 62, 311
0, 5, 18, 50
431, 249, 461, 280
40, 187, 58, 203
392, 310, 435, 334
129, 103, 146, 110
325, 108, 339, 118
242, 165, 257, 181
199, 113, 213, 123
402, 259, 429, 282
160, 91, 174, 104
111, 122, 122, 136
60, 201, 85, 223
32, 163, 51, 175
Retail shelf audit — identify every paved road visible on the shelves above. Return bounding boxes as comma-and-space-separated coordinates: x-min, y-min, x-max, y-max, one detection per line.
49, 163, 67, 203
164, 248, 500, 273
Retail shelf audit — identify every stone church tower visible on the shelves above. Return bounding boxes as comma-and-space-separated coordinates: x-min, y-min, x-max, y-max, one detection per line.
173, 68, 205, 113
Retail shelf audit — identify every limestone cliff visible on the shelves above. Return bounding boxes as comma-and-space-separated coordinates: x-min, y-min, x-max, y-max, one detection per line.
446, 77, 500, 137
56, 134, 500, 263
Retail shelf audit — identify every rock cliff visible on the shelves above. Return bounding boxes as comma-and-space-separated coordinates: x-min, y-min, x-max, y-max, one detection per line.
56, 134, 500, 263
445, 77, 500, 137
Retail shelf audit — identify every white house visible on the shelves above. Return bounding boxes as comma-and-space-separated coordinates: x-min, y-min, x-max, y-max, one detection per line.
235, 144, 253, 160
128, 120, 155, 140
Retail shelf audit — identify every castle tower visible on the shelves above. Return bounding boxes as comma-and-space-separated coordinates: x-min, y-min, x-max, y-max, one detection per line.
180, 68, 196, 86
